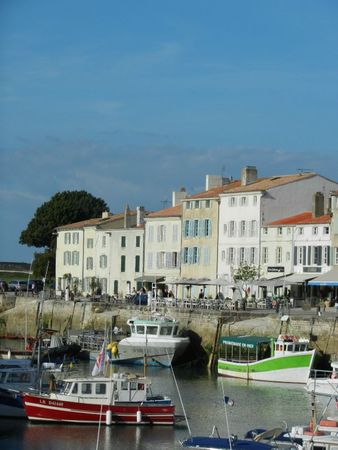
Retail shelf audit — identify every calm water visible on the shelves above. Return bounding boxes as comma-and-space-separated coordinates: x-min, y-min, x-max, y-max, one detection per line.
0, 357, 336, 449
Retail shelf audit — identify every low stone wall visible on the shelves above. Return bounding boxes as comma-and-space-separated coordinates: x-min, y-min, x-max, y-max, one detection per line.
0, 296, 337, 358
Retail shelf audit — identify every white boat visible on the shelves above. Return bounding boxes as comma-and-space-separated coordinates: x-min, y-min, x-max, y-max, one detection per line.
110, 314, 190, 367
305, 361, 338, 397
218, 334, 316, 383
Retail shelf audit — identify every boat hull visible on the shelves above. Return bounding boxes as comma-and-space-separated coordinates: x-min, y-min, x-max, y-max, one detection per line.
305, 378, 338, 396
108, 338, 190, 367
218, 351, 315, 383
23, 393, 175, 425
0, 388, 25, 418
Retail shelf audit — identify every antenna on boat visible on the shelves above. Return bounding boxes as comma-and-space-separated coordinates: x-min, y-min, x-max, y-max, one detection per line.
167, 351, 192, 437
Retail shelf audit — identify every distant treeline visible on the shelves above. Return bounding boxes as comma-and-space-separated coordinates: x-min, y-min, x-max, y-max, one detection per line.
0, 262, 31, 271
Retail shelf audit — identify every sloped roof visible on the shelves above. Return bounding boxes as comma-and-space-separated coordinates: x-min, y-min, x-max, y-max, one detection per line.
187, 180, 241, 200
57, 211, 136, 231
221, 172, 316, 194
147, 204, 182, 218
268, 211, 330, 226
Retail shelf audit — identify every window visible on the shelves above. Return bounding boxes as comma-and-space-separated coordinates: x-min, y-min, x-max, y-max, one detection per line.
183, 247, 189, 264
148, 226, 154, 242
121, 236, 126, 248
253, 195, 258, 205
223, 223, 227, 234
95, 384, 106, 395
72, 251, 79, 265
72, 232, 79, 244
146, 326, 158, 335
250, 247, 256, 264
240, 196, 247, 206
157, 252, 165, 268
99, 254, 107, 268
64, 251, 71, 265
286, 251, 290, 261
102, 235, 107, 248
192, 247, 199, 264
298, 227, 304, 235
186, 201, 191, 209
87, 238, 93, 249
240, 220, 246, 237
172, 252, 179, 268
229, 221, 236, 237
81, 383, 92, 395
173, 224, 178, 241
263, 227, 268, 235
64, 232, 71, 245
221, 250, 226, 261
184, 220, 190, 238
239, 247, 245, 264
136, 325, 145, 334
323, 226, 329, 235
298, 247, 303, 265
250, 220, 257, 237
160, 326, 173, 336
146, 252, 153, 269
312, 226, 318, 235
278, 227, 283, 236
228, 247, 235, 264
136, 236, 141, 247
157, 225, 166, 242
229, 197, 236, 207
276, 247, 282, 264
135, 255, 140, 272
120, 255, 126, 272
262, 247, 268, 264
193, 220, 199, 237
287, 227, 291, 235
86, 257, 93, 270
194, 201, 200, 209
204, 219, 211, 237
323, 246, 329, 265
205, 200, 210, 208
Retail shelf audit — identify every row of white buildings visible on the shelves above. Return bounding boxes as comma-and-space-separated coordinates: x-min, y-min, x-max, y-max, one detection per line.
55, 166, 338, 300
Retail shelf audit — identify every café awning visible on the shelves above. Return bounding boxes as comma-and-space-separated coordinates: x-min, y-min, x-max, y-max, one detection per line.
307, 267, 338, 286
134, 275, 165, 283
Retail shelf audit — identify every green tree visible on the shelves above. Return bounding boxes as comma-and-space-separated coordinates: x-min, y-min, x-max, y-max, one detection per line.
20, 190, 109, 279
232, 263, 258, 299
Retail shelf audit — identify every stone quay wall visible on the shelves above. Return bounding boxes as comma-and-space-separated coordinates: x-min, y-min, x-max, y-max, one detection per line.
0, 295, 337, 358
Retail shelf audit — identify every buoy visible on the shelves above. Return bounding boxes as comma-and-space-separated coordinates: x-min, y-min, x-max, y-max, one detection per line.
106, 410, 112, 425
136, 410, 142, 423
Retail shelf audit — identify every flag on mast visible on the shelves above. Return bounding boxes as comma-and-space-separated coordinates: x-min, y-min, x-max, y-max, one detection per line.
92, 341, 106, 376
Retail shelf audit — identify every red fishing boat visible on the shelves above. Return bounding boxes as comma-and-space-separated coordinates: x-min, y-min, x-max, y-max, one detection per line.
22, 372, 175, 425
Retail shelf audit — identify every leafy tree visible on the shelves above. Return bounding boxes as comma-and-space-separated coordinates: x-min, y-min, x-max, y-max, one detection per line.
20, 190, 109, 279
232, 263, 258, 299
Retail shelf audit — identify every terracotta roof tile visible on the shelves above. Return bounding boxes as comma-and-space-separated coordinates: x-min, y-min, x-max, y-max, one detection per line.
57, 211, 136, 230
187, 180, 241, 199
147, 204, 182, 218
268, 211, 330, 226
222, 172, 315, 194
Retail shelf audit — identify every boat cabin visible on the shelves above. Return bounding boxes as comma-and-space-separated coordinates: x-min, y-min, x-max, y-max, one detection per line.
127, 317, 180, 338
61, 373, 150, 403
219, 335, 310, 363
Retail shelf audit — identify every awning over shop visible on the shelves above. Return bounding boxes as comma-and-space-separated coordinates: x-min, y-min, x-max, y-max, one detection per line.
168, 277, 232, 286
307, 267, 338, 286
283, 273, 316, 284
220, 335, 272, 349
254, 276, 287, 287
134, 275, 165, 283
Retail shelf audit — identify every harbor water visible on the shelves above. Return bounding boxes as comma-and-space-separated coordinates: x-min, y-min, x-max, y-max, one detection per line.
1, 358, 336, 450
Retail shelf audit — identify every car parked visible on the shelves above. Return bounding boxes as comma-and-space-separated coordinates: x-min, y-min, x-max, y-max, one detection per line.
8, 280, 28, 292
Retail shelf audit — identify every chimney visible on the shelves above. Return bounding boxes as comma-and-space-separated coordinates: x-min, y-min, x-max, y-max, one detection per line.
136, 206, 145, 226
205, 175, 230, 190
124, 204, 130, 228
172, 187, 187, 206
102, 211, 109, 219
241, 166, 257, 186
312, 192, 324, 218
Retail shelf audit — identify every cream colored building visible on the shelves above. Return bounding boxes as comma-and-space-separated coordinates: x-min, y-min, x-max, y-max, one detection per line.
55, 207, 145, 298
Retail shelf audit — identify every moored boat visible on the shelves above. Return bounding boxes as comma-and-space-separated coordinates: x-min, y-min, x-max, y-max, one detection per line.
110, 314, 190, 367
305, 361, 338, 397
22, 372, 175, 425
218, 335, 316, 383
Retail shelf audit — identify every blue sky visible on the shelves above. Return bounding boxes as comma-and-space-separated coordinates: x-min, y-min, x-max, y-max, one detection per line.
1, 1, 338, 262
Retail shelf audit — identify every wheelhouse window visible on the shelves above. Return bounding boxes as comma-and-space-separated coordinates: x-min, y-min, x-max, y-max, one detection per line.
146, 326, 158, 335
81, 383, 92, 394
160, 326, 173, 336
95, 383, 106, 395
136, 325, 145, 334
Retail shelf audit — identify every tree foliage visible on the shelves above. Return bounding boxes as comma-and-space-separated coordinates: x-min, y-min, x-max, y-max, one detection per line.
20, 190, 109, 249
232, 263, 258, 299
